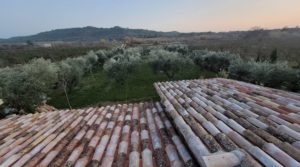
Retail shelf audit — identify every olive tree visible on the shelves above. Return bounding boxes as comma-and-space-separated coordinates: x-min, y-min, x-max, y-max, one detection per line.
85, 51, 99, 72
56, 61, 76, 109
228, 60, 300, 91
228, 59, 254, 82
148, 49, 193, 79
0, 58, 58, 113
103, 48, 141, 85
263, 62, 299, 90
165, 44, 189, 55
191, 50, 240, 72
95, 50, 108, 66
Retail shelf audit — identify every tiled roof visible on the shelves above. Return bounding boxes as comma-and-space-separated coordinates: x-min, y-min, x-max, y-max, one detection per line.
0, 102, 196, 167
1, 78, 300, 167
154, 78, 300, 167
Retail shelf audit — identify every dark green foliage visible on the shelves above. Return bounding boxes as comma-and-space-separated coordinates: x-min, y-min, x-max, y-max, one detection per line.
264, 63, 299, 91
228, 60, 300, 91
164, 44, 189, 55
191, 50, 240, 72
26, 40, 34, 46
228, 59, 254, 82
269, 48, 278, 63
0, 46, 103, 67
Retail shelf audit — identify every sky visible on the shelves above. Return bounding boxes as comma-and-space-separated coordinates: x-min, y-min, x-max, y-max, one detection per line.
0, 0, 300, 38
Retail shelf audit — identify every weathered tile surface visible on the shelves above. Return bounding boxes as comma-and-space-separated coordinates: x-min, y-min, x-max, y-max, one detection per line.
155, 78, 300, 167
0, 102, 195, 167
1, 78, 300, 167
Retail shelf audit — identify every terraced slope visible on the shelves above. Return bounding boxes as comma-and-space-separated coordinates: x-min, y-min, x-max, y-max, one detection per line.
155, 78, 300, 167
0, 102, 196, 167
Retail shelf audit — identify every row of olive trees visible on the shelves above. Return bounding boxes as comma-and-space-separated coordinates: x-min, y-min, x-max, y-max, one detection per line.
229, 60, 300, 91
190, 50, 300, 92
147, 49, 193, 79
190, 50, 240, 72
102, 45, 194, 84
0, 45, 192, 116
0, 51, 99, 116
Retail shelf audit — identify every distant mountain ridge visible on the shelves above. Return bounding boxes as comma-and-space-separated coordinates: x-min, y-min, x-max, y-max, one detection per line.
1, 26, 299, 44
0, 26, 181, 43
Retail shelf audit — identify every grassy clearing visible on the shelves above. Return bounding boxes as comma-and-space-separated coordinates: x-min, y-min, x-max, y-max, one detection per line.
49, 64, 215, 109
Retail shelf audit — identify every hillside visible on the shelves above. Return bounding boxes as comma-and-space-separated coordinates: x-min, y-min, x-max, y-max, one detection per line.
1, 26, 300, 66
0, 26, 180, 43
2, 26, 300, 44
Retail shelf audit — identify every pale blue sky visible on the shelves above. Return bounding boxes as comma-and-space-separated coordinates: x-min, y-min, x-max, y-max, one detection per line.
1, 0, 300, 38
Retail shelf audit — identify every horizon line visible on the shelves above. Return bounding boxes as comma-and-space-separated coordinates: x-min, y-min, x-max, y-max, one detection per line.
1, 24, 300, 39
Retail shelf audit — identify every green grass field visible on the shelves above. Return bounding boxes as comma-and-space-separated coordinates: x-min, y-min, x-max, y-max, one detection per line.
49, 64, 215, 109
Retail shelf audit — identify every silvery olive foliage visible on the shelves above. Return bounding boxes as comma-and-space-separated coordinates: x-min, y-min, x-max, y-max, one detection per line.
1, 45, 299, 116
103, 47, 141, 84
0, 50, 102, 115
229, 60, 300, 91
191, 50, 240, 72
148, 48, 193, 79
0, 58, 58, 113
191, 49, 300, 91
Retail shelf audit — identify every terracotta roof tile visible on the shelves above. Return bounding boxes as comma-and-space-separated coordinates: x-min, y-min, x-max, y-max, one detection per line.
0, 102, 195, 167
1, 78, 300, 166
154, 78, 300, 167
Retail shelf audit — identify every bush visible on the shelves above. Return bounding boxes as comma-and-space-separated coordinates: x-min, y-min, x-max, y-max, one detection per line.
217, 69, 229, 78
148, 49, 193, 79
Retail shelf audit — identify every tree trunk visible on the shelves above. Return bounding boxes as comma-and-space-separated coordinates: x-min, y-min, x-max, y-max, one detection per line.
63, 81, 72, 110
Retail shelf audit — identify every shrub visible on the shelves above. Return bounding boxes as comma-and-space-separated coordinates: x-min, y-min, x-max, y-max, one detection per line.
217, 69, 229, 78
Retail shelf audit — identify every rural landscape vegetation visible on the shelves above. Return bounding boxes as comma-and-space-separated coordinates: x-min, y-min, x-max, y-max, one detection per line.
0, 26, 300, 117
1, 1, 300, 167
0, 2, 300, 116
